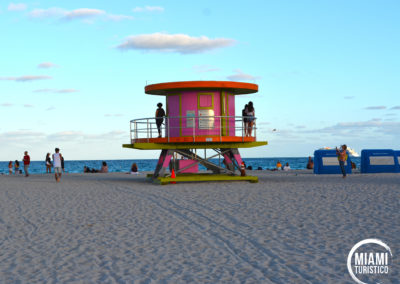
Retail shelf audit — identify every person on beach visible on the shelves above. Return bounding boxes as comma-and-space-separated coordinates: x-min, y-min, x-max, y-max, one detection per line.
246, 101, 255, 137
129, 163, 138, 174
283, 162, 291, 171
84, 166, 98, 173
336, 144, 348, 178
8, 161, 13, 175
14, 160, 20, 174
45, 153, 52, 173
306, 156, 314, 169
155, 102, 165, 138
100, 161, 109, 173
242, 104, 249, 136
52, 148, 63, 182
23, 151, 30, 177
276, 160, 282, 170
61, 156, 65, 173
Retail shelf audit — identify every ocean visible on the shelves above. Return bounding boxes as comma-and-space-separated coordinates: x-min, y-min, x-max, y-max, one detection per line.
0, 157, 362, 175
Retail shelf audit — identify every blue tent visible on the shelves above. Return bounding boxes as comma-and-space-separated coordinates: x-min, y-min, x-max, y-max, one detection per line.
361, 149, 399, 173
313, 150, 352, 174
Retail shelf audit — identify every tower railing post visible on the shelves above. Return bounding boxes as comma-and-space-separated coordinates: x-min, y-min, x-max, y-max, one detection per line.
167, 117, 170, 143
147, 119, 149, 142
254, 118, 257, 141
150, 121, 152, 139
134, 121, 138, 140
193, 116, 195, 142
219, 116, 222, 142
130, 121, 132, 143
242, 117, 244, 142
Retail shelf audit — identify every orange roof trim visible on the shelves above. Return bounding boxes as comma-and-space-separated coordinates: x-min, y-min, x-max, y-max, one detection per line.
145, 81, 258, 96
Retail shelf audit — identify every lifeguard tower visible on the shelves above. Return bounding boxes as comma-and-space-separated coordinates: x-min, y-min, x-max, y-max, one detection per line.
123, 81, 267, 184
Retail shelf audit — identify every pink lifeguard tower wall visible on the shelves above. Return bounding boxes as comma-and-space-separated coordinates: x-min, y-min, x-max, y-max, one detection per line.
166, 90, 236, 137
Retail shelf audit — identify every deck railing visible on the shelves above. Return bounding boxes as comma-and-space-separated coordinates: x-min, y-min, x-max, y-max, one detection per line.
129, 115, 257, 143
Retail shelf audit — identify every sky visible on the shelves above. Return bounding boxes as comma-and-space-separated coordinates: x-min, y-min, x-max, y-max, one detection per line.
1, 0, 399, 161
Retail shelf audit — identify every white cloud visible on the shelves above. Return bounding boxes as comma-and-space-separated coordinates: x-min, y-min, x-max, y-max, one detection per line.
344, 96, 355, 99
0, 130, 46, 141
0, 103, 13, 107
30, 8, 105, 20
62, 8, 105, 20
0, 75, 52, 82
57, 89, 78, 93
38, 62, 58, 68
23, 104, 34, 108
364, 106, 386, 110
29, 7, 66, 19
391, 106, 400, 110
117, 33, 235, 54
0, 130, 124, 144
133, 6, 164, 13
47, 130, 125, 141
302, 119, 400, 137
8, 2, 27, 11
227, 69, 261, 81
28, 7, 129, 22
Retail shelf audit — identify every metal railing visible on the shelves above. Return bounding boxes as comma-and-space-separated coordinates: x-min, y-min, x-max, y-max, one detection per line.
129, 115, 257, 143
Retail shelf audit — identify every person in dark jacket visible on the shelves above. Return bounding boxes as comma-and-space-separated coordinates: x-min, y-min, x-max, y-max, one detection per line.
155, 102, 165, 138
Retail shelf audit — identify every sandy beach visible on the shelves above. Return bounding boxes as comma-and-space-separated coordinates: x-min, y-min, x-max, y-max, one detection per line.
0, 171, 399, 283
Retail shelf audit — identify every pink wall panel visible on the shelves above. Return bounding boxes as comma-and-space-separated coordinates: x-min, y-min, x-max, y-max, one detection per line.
181, 91, 198, 137
166, 91, 241, 137
180, 91, 221, 137
167, 95, 180, 137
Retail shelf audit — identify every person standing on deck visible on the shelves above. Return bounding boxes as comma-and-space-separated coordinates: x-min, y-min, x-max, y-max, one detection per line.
246, 101, 255, 137
52, 148, 63, 182
242, 104, 249, 137
155, 102, 165, 138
